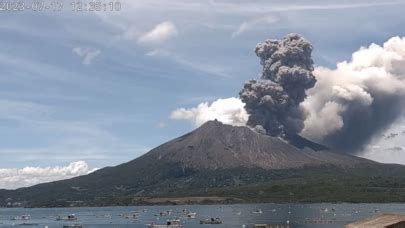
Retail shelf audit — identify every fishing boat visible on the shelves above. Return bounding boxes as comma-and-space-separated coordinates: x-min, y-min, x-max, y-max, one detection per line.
254, 224, 289, 228
56, 214, 77, 221
252, 209, 263, 214
63, 225, 82, 228
12, 215, 31, 220
146, 219, 182, 228
155, 210, 172, 217
186, 212, 196, 219
200, 217, 222, 224
18, 223, 39, 226
125, 213, 139, 219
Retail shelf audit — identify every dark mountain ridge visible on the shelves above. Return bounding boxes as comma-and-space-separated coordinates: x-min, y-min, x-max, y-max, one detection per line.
2, 120, 405, 207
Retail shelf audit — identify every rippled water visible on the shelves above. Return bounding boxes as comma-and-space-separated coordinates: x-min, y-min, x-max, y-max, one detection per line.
1, 203, 405, 227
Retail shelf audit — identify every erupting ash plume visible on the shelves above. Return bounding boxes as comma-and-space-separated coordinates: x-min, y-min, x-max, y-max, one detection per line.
240, 34, 405, 154
240, 34, 316, 137
301, 36, 405, 153
173, 34, 405, 154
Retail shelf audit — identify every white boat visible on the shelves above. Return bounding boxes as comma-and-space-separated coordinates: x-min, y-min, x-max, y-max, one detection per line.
96, 214, 112, 218
146, 219, 182, 228
252, 209, 263, 214
125, 213, 139, 219
200, 217, 222, 224
12, 215, 31, 220
63, 225, 82, 228
56, 214, 77, 221
186, 212, 196, 219
155, 210, 172, 217
18, 223, 38, 226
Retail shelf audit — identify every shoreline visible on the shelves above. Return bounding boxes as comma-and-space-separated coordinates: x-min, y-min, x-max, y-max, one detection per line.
4, 196, 405, 209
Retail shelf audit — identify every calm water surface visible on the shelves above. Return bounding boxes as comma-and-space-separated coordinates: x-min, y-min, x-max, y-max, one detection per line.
1, 203, 405, 227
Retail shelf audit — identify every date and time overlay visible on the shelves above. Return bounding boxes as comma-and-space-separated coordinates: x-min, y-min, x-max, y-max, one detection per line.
0, 0, 122, 11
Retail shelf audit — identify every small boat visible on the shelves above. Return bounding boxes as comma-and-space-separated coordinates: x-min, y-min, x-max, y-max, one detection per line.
186, 212, 196, 219
18, 223, 38, 226
56, 214, 77, 221
63, 225, 82, 228
155, 210, 172, 217
252, 209, 263, 214
146, 219, 182, 228
200, 217, 222, 224
254, 224, 290, 228
12, 215, 31, 220
125, 213, 139, 219
96, 214, 112, 218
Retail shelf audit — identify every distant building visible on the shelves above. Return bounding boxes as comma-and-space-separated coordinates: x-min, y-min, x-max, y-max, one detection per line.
6, 201, 22, 207
346, 213, 405, 228
12, 202, 22, 207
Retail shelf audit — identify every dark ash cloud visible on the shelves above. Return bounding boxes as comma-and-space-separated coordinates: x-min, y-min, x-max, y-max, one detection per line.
240, 34, 316, 137
240, 34, 405, 154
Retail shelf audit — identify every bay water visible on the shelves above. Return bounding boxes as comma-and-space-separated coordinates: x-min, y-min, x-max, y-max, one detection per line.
1, 203, 405, 227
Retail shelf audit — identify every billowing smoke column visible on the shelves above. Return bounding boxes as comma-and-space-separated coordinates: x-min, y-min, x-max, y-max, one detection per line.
240, 34, 316, 137
301, 36, 405, 153
173, 34, 405, 154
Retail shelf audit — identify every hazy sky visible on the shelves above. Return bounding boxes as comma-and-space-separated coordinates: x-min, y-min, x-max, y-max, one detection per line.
1, 0, 405, 188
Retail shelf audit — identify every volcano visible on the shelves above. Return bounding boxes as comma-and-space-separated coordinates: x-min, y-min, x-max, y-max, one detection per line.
2, 121, 405, 207
144, 120, 372, 170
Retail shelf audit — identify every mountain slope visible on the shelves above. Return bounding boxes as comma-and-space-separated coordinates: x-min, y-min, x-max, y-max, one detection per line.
144, 120, 372, 170
2, 121, 405, 207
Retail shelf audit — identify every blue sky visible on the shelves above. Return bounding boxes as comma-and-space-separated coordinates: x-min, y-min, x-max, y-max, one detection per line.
1, 0, 405, 172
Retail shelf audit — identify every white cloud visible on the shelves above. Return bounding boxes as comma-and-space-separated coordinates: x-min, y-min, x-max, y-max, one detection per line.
0, 161, 97, 190
72, 47, 101, 65
138, 21, 178, 44
232, 15, 279, 38
170, 97, 248, 127
146, 49, 171, 57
